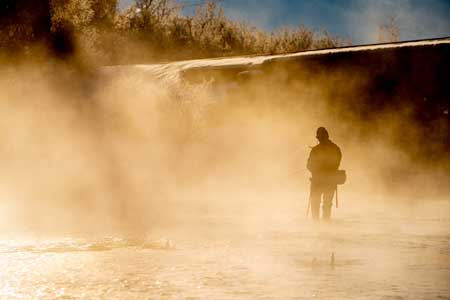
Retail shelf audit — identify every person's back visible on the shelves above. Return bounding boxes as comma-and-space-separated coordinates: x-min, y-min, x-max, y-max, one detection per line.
307, 139, 341, 184
307, 127, 342, 220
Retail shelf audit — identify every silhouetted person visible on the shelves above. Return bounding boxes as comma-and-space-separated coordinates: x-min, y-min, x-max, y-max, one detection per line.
307, 127, 342, 220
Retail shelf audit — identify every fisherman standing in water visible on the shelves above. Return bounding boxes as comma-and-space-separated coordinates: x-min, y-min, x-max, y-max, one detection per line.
307, 127, 342, 220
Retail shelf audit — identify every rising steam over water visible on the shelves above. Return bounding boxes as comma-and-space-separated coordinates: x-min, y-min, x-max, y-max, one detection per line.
0, 52, 449, 299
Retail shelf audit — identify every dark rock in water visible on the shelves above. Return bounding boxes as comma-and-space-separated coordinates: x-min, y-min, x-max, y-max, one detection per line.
312, 257, 317, 268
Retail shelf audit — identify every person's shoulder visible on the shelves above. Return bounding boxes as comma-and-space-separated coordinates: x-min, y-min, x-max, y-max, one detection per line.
311, 144, 321, 151
328, 140, 339, 147
329, 140, 341, 151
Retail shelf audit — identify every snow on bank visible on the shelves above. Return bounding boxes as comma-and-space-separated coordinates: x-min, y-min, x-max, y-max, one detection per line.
101, 38, 450, 82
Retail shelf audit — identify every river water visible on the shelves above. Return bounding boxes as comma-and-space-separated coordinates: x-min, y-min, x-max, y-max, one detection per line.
1, 203, 449, 300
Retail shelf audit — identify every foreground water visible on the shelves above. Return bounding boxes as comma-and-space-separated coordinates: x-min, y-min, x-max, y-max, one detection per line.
1, 209, 449, 300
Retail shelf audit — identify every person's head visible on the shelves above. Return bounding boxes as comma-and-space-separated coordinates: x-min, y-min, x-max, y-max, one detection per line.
316, 127, 329, 143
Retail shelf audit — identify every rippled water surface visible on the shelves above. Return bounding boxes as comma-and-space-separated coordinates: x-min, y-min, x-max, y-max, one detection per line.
1, 213, 449, 300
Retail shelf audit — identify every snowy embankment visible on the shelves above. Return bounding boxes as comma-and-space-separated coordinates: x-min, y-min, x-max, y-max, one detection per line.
101, 37, 450, 82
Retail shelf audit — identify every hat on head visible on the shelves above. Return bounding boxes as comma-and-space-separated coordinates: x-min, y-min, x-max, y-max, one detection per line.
316, 127, 329, 139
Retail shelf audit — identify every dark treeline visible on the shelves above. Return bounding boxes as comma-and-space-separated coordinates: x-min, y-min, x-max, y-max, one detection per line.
0, 0, 347, 65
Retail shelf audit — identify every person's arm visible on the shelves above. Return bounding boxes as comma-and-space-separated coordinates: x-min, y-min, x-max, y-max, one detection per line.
307, 148, 315, 172
335, 146, 342, 169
